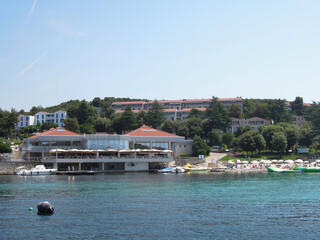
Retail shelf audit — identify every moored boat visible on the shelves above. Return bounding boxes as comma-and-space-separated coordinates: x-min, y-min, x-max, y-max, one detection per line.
267, 167, 301, 173
291, 166, 320, 172
16, 165, 57, 176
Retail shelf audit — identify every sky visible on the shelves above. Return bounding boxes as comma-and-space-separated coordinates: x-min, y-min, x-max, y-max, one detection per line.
1, 0, 320, 111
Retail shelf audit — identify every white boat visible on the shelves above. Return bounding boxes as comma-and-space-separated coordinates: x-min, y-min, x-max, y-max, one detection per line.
158, 167, 174, 173
16, 165, 57, 176
158, 167, 187, 173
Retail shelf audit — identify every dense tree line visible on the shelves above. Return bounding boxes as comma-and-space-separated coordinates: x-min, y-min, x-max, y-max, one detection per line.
4, 95, 320, 158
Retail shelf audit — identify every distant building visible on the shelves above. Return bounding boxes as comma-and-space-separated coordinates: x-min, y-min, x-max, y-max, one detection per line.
292, 115, 306, 128
16, 110, 67, 130
229, 117, 271, 133
16, 115, 35, 129
112, 98, 243, 112
34, 110, 67, 127
112, 98, 242, 120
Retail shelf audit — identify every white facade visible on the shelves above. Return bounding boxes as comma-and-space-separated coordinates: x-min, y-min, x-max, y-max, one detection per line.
16, 115, 35, 129
34, 111, 67, 127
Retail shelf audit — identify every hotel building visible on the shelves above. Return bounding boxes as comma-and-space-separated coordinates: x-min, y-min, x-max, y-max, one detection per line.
112, 98, 243, 120
20, 125, 193, 172
16, 110, 67, 129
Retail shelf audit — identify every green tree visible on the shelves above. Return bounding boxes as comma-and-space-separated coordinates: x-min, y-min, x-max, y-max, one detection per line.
237, 130, 266, 156
203, 97, 231, 137
161, 119, 176, 134
76, 100, 97, 125
208, 129, 221, 146
271, 132, 287, 156
145, 100, 165, 128
261, 125, 283, 150
222, 133, 233, 149
234, 125, 253, 138
192, 135, 210, 157
136, 110, 147, 126
94, 117, 112, 132
290, 96, 304, 116
229, 104, 242, 118
187, 117, 202, 139
63, 118, 80, 132
253, 133, 266, 155
112, 107, 138, 133
91, 97, 103, 107
187, 108, 204, 119
279, 123, 299, 151
298, 122, 314, 147
304, 102, 320, 135
0, 108, 18, 138
0, 142, 12, 155
267, 99, 292, 123
238, 130, 257, 156
40, 122, 58, 132
80, 123, 96, 134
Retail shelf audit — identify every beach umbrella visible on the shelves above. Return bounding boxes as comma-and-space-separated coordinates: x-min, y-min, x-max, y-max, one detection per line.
271, 160, 278, 163
316, 160, 320, 163
242, 161, 249, 164
251, 160, 259, 164
304, 161, 309, 163
278, 160, 284, 163
264, 160, 272, 164
285, 160, 294, 163
294, 159, 303, 163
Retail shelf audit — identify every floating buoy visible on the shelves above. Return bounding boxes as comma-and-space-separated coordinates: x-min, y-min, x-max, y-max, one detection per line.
37, 201, 54, 215
28, 207, 33, 211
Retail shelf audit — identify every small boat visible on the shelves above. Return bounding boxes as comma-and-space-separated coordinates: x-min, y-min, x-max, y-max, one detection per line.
267, 167, 301, 173
292, 166, 320, 172
158, 167, 174, 173
16, 165, 57, 176
184, 163, 208, 172
158, 167, 187, 173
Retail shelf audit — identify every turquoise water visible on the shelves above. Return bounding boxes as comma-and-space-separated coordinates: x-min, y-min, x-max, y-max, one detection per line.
1, 172, 320, 239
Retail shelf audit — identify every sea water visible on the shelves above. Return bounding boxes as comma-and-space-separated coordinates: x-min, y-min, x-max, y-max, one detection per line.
1, 172, 320, 240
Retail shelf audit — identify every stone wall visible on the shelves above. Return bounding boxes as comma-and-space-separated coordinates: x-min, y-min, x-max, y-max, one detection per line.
0, 161, 38, 174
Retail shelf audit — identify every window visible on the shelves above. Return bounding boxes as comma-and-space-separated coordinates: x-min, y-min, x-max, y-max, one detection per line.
21, 122, 23, 127
26, 116, 29, 121
152, 142, 169, 150
37, 115, 39, 119
26, 122, 29, 126
56, 114, 58, 118
42, 115, 44, 119
61, 113, 64, 118
42, 120, 44, 124
21, 116, 23, 121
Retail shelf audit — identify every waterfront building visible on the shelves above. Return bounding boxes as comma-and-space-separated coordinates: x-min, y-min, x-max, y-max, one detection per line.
20, 125, 192, 171
229, 117, 271, 133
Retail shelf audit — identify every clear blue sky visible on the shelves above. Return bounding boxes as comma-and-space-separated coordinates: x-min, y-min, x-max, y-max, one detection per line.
1, 0, 320, 111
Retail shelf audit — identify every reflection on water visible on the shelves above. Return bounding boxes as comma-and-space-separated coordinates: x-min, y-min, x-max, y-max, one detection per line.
1, 172, 320, 239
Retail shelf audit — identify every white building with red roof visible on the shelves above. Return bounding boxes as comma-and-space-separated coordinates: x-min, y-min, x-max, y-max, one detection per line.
21, 125, 192, 172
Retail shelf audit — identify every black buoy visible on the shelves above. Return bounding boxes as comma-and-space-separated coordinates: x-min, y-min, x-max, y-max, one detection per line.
37, 201, 54, 215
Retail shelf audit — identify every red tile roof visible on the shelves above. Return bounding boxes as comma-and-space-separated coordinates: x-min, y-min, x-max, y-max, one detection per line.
29, 127, 81, 139
112, 101, 145, 105
125, 125, 181, 137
